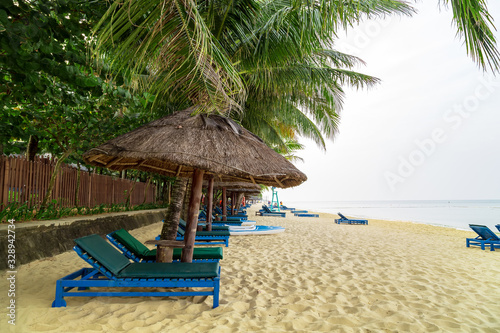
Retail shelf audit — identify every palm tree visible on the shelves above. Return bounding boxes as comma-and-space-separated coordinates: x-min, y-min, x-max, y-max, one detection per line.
92, 0, 415, 115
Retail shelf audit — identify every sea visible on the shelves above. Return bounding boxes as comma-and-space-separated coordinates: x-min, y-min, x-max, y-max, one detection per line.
281, 200, 500, 231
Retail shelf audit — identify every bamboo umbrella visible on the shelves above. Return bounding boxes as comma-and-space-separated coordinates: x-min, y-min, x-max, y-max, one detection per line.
83, 107, 306, 262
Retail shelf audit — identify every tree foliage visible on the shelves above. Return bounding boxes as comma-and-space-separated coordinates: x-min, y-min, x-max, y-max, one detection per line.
0, 0, 154, 160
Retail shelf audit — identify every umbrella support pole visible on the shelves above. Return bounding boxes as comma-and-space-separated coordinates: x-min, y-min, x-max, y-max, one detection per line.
206, 177, 214, 231
182, 169, 205, 262
222, 187, 227, 221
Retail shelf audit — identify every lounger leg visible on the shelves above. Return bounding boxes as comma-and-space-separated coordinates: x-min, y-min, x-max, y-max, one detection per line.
52, 280, 67, 308
466, 239, 470, 248
213, 278, 220, 308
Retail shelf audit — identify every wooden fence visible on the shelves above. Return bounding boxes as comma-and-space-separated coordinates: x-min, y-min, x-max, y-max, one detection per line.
0, 155, 156, 210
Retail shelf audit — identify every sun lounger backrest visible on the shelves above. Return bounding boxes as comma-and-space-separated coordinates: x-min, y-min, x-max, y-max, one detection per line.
179, 219, 187, 228
469, 224, 500, 241
338, 213, 348, 220
74, 234, 131, 275
262, 205, 271, 213
112, 229, 151, 257
496, 225, 500, 233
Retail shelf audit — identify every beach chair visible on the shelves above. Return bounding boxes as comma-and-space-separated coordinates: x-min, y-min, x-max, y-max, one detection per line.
295, 213, 319, 217
176, 224, 230, 247
178, 219, 229, 232
214, 207, 248, 218
52, 234, 220, 308
335, 213, 368, 225
107, 229, 223, 262
258, 205, 286, 217
466, 224, 500, 251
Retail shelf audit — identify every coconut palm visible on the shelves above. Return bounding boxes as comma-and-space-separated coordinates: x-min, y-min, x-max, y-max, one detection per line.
93, 0, 415, 114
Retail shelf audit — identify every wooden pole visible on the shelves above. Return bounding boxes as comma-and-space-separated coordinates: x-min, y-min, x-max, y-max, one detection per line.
222, 187, 227, 221
231, 192, 236, 215
206, 177, 214, 231
181, 169, 205, 263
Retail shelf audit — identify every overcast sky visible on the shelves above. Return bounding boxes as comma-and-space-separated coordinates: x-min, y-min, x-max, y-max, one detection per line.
271, 1, 500, 203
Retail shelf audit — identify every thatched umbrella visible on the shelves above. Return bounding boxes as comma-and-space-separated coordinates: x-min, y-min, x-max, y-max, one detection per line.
83, 107, 306, 261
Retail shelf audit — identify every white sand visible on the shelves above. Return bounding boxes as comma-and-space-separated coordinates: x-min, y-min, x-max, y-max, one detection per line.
2, 205, 500, 332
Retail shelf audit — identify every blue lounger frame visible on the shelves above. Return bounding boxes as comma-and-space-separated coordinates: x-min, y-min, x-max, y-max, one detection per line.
466, 224, 500, 251
259, 205, 286, 217
335, 213, 368, 225
52, 245, 220, 308
175, 234, 229, 247
106, 233, 220, 263
295, 213, 319, 217
176, 220, 229, 247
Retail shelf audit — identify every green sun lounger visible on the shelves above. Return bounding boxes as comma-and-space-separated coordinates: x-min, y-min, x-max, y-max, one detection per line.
176, 220, 230, 247
466, 224, 500, 251
107, 229, 223, 262
52, 234, 220, 308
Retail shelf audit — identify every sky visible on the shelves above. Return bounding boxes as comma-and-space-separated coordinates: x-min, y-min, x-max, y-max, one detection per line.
267, 1, 500, 203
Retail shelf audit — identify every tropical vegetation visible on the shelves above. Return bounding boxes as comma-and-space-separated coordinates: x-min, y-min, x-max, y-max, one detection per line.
1, 0, 499, 222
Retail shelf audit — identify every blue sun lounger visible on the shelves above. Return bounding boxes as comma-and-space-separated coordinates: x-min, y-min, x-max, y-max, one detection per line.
176, 224, 230, 247
107, 229, 223, 263
258, 205, 286, 217
52, 234, 220, 308
335, 213, 368, 225
466, 224, 500, 251
496, 224, 500, 233
295, 213, 319, 217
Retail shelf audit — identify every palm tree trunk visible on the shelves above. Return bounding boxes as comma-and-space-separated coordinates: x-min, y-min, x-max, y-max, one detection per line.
181, 178, 192, 221
25, 135, 39, 161
40, 150, 72, 211
160, 178, 187, 241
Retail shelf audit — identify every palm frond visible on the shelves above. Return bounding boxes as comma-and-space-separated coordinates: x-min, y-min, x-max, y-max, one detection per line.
440, 0, 500, 72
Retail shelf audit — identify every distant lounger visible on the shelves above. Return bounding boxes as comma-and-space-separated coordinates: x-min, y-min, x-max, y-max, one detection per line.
335, 213, 368, 225
466, 224, 500, 251
52, 234, 220, 308
257, 205, 286, 217
295, 213, 319, 217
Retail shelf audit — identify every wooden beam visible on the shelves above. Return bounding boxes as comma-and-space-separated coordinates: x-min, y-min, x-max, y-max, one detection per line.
135, 163, 176, 174
104, 157, 124, 168
206, 176, 214, 231
175, 165, 182, 177
222, 187, 227, 221
274, 176, 284, 188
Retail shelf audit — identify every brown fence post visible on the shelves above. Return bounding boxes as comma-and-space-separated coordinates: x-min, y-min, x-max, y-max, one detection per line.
1, 157, 9, 208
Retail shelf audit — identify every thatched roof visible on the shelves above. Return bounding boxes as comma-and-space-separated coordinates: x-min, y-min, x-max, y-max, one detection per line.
83, 108, 307, 188
204, 181, 261, 191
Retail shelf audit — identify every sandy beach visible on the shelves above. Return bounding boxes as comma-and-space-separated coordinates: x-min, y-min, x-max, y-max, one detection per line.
2, 205, 500, 332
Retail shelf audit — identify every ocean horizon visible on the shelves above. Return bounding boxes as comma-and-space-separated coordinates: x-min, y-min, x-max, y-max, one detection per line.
278, 200, 500, 231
